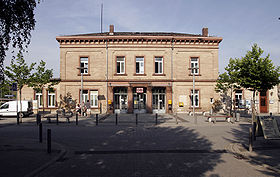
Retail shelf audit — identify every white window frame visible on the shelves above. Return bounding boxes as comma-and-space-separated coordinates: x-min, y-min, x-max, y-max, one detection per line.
117, 57, 125, 74
80, 57, 88, 74
191, 90, 199, 107
90, 91, 98, 108
136, 57, 144, 74
82, 90, 89, 104
155, 57, 163, 74
235, 90, 243, 107
190, 57, 199, 75
48, 91, 55, 108
35, 92, 43, 108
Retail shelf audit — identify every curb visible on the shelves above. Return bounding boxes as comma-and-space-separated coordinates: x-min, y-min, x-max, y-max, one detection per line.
226, 143, 280, 174
24, 142, 67, 177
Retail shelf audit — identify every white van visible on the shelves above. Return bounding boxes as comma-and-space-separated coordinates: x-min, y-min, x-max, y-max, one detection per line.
0, 100, 33, 118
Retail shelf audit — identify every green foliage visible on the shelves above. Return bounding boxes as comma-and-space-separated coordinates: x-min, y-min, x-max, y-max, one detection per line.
0, 0, 40, 81
4, 53, 35, 91
232, 44, 280, 92
212, 100, 223, 113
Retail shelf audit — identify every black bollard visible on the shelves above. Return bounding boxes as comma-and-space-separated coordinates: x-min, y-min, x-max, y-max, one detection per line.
38, 114, 41, 124
115, 113, 118, 125
96, 114, 98, 126
155, 113, 158, 125
270, 112, 272, 117
36, 114, 39, 125
17, 112, 19, 125
76, 113, 78, 125
47, 129, 51, 153
39, 123, 42, 143
136, 113, 138, 126
56, 113, 59, 125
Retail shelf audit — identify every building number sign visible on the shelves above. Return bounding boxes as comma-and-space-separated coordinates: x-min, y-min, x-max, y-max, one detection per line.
136, 88, 144, 93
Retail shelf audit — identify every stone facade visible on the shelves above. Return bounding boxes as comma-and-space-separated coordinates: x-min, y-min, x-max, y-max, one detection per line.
21, 25, 225, 114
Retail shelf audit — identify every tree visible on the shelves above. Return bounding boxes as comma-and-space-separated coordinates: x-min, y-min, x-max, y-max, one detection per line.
215, 60, 240, 115
227, 44, 280, 122
0, 0, 40, 83
28, 60, 59, 113
4, 52, 35, 120
59, 92, 77, 114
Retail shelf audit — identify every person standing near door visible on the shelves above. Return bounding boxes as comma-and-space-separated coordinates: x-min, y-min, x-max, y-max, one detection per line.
85, 100, 91, 117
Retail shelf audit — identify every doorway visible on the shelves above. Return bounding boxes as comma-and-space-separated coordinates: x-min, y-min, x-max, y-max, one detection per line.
152, 87, 166, 113
133, 88, 147, 113
114, 87, 128, 113
260, 90, 268, 113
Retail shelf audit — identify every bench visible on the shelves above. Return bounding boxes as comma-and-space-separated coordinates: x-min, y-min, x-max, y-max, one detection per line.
207, 115, 232, 123
42, 110, 73, 123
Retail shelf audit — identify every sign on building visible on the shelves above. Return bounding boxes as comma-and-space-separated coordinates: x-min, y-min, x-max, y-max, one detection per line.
136, 88, 143, 93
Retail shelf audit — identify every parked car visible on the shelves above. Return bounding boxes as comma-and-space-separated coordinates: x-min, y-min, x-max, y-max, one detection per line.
0, 100, 33, 118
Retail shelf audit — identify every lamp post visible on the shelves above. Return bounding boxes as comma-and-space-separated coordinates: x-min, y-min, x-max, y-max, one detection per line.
189, 66, 199, 124
77, 67, 85, 105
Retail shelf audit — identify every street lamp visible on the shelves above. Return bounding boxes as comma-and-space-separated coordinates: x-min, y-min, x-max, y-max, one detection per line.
77, 67, 85, 105
189, 66, 199, 124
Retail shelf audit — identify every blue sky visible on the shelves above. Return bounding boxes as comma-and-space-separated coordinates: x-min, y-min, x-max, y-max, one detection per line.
5, 0, 280, 77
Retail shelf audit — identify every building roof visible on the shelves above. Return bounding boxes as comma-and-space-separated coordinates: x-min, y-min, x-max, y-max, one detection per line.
62, 32, 203, 37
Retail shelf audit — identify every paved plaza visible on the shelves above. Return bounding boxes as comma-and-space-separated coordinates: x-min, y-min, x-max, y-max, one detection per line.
0, 113, 280, 177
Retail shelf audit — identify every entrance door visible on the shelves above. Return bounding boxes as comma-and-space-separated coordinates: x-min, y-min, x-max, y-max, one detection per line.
133, 93, 146, 113
260, 91, 268, 113
114, 87, 128, 113
152, 88, 166, 113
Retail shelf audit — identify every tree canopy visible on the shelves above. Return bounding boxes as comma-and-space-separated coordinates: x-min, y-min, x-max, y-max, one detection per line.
0, 0, 39, 81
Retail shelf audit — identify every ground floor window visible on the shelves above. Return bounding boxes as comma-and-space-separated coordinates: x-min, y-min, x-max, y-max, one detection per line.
90, 91, 98, 108
35, 91, 43, 108
82, 90, 88, 104
235, 90, 243, 107
48, 90, 55, 107
191, 90, 199, 107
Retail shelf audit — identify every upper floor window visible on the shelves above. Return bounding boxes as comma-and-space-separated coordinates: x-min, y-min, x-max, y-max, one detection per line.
80, 57, 88, 74
190, 57, 199, 75
191, 90, 199, 107
117, 56, 125, 74
136, 57, 144, 74
48, 90, 55, 107
155, 57, 163, 74
90, 91, 98, 108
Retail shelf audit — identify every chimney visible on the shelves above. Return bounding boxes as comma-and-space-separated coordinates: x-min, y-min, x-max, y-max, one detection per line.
109, 25, 114, 35
202, 27, 208, 37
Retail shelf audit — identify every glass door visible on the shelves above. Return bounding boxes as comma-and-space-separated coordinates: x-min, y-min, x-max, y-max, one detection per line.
152, 87, 166, 113
114, 87, 128, 113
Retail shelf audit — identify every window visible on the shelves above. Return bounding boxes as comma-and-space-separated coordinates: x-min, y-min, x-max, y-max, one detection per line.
155, 57, 163, 74
82, 90, 88, 103
90, 91, 98, 108
80, 57, 88, 74
48, 91, 55, 107
0, 103, 9, 109
191, 90, 199, 107
235, 90, 243, 107
136, 57, 144, 74
35, 91, 43, 108
190, 57, 199, 75
116, 57, 125, 74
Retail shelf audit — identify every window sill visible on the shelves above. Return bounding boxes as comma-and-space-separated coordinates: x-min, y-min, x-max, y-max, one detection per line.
188, 74, 201, 76
152, 73, 166, 76
133, 73, 147, 76
114, 73, 127, 76
78, 74, 91, 76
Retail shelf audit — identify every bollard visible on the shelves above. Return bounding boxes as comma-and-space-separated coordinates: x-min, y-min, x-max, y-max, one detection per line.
136, 113, 138, 126
56, 113, 59, 125
76, 113, 78, 125
39, 123, 42, 143
249, 127, 253, 152
96, 114, 98, 126
36, 114, 39, 125
270, 112, 272, 117
155, 113, 158, 125
115, 113, 118, 125
17, 112, 19, 125
47, 129, 51, 153
38, 114, 41, 124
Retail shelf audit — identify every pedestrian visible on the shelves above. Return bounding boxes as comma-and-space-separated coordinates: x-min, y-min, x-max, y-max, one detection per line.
76, 103, 81, 115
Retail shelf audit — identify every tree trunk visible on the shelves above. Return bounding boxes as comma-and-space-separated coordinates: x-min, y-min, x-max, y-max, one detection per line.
42, 88, 45, 114
252, 90, 256, 125
230, 87, 233, 116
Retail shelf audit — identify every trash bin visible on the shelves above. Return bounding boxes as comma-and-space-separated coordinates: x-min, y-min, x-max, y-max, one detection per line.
236, 113, 240, 122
